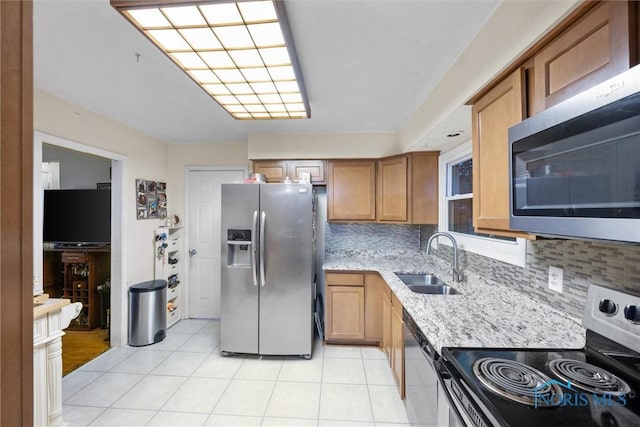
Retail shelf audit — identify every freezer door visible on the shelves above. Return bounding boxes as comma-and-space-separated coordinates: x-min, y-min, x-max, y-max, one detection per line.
259, 184, 313, 356
220, 184, 259, 354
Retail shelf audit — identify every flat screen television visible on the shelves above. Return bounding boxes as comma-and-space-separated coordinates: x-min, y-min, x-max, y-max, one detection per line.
43, 189, 111, 246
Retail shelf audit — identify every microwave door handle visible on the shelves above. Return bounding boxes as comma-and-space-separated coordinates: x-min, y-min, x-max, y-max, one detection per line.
251, 210, 258, 287
260, 211, 266, 287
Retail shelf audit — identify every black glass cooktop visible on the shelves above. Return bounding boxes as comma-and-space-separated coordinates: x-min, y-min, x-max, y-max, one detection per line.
442, 342, 640, 427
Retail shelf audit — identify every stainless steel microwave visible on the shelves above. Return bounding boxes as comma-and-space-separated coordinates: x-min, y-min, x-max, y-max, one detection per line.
509, 65, 640, 243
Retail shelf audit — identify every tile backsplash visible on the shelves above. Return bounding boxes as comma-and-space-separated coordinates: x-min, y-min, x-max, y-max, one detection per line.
324, 222, 640, 319
325, 223, 420, 251
419, 225, 640, 319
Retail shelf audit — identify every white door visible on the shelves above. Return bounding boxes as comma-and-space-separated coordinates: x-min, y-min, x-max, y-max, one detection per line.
188, 169, 245, 318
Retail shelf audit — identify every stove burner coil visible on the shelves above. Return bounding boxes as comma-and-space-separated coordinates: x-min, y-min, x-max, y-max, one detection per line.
473, 358, 563, 407
548, 359, 632, 396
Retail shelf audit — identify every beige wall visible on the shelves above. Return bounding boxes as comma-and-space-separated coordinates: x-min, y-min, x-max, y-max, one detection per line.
400, 0, 581, 152
34, 89, 169, 283
167, 142, 249, 220
34, 89, 170, 345
248, 132, 400, 159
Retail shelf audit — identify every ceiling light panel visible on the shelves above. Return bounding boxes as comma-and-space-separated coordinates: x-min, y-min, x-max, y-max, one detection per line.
113, 0, 309, 120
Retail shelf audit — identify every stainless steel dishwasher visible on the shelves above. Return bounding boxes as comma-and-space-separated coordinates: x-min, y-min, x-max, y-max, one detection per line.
404, 308, 460, 427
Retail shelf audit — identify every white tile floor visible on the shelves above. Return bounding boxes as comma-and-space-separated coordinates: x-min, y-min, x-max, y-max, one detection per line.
62, 319, 409, 427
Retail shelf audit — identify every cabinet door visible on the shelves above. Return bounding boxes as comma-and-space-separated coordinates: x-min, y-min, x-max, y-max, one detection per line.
364, 273, 384, 342
382, 288, 392, 361
410, 152, 439, 224
327, 160, 376, 221
391, 302, 405, 399
252, 160, 287, 183
532, 2, 634, 115
472, 68, 529, 237
377, 155, 409, 222
325, 285, 365, 341
287, 160, 326, 185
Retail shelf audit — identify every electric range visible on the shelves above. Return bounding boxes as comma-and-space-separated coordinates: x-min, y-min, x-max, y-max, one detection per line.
439, 284, 640, 427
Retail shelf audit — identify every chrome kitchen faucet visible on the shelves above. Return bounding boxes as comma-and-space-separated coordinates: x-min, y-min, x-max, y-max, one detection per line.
426, 232, 462, 283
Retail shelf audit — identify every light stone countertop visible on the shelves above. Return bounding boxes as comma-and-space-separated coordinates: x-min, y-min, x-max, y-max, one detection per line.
34, 297, 70, 319
323, 250, 586, 354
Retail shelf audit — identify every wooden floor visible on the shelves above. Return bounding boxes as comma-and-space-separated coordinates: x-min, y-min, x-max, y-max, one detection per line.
62, 328, 110, 376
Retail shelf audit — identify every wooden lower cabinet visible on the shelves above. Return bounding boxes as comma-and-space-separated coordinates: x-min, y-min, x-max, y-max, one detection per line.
325, 271, 385, 344
326, 285, 365, 341
324, 271, 404, 398
382, 287, 392, 360
325, 272, 365, 342
364, 273, 384, 341
390, 294, 405, 399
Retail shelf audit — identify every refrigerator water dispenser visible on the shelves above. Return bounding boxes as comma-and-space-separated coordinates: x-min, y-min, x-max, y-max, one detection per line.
226, 229, 252, 267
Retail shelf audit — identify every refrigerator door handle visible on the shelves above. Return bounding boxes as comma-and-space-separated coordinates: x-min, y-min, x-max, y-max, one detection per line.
251, 210, 259, 287
260, 210, 266, 287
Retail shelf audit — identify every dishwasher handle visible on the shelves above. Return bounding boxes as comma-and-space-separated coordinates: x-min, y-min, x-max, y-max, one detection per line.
403, 308, 436, 361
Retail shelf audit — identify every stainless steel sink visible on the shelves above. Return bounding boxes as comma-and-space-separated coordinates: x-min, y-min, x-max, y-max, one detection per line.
395, 273, 461, 295
395, 273, 447, 286
406, 284, 460, 295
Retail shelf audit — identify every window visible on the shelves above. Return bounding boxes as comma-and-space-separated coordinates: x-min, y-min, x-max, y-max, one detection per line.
438, 142, 526, 267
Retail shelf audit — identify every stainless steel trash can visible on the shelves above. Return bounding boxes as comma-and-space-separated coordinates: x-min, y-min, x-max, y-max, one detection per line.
128, 279, 167, 346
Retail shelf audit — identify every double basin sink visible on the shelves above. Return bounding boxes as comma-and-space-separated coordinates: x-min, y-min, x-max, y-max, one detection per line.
395, 273, 461, 295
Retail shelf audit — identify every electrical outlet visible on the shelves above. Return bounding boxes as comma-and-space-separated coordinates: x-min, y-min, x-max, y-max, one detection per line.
548, 266, 563, 293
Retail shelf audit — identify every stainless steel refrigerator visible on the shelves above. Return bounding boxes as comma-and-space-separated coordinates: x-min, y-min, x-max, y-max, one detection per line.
220, 183, 314, 357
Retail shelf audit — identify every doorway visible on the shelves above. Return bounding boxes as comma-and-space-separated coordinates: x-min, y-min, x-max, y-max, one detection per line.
186, 167, 246, 319
33, 131, 127, 361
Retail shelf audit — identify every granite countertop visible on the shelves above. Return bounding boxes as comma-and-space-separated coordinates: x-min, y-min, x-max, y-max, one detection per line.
323, 250, 586, 354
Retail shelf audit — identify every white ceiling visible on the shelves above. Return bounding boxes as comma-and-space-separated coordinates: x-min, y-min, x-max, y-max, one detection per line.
33, 0, 499, 144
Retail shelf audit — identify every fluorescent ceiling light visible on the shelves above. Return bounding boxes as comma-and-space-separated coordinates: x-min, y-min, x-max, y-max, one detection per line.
111, 0, 310, 120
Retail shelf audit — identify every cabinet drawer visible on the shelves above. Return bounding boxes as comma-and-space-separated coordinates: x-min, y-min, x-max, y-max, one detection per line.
61, 252, 88, 264
167, 306, 180, 327
326, 272, 364, 286
167, 238, 181, 252
167, 285, 179, 301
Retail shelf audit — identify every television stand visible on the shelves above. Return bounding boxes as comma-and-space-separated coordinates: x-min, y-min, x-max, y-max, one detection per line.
43, 247, 110, 330
54, 242, 110, 249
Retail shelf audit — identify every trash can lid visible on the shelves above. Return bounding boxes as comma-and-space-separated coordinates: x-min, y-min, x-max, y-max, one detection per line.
129, 279, 167, 293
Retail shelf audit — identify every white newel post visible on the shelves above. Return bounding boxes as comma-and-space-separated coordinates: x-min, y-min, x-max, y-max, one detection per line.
47, 336, 64, 426
34, 301, 82, 427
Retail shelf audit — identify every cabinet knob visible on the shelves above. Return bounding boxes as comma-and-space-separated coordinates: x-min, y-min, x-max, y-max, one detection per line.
189, 249, 197, 256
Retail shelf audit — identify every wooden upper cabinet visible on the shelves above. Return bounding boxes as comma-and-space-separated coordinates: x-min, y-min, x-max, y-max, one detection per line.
409, 152, 439, 224
377, 155, 409, 222
532, 1, 636, 115
252, 159, 326, 184
287, 160, 326, 185
472, 68, 529, 237
327, 160, 376, 221
376, 152, 439, 224
252, 160, 287, 183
